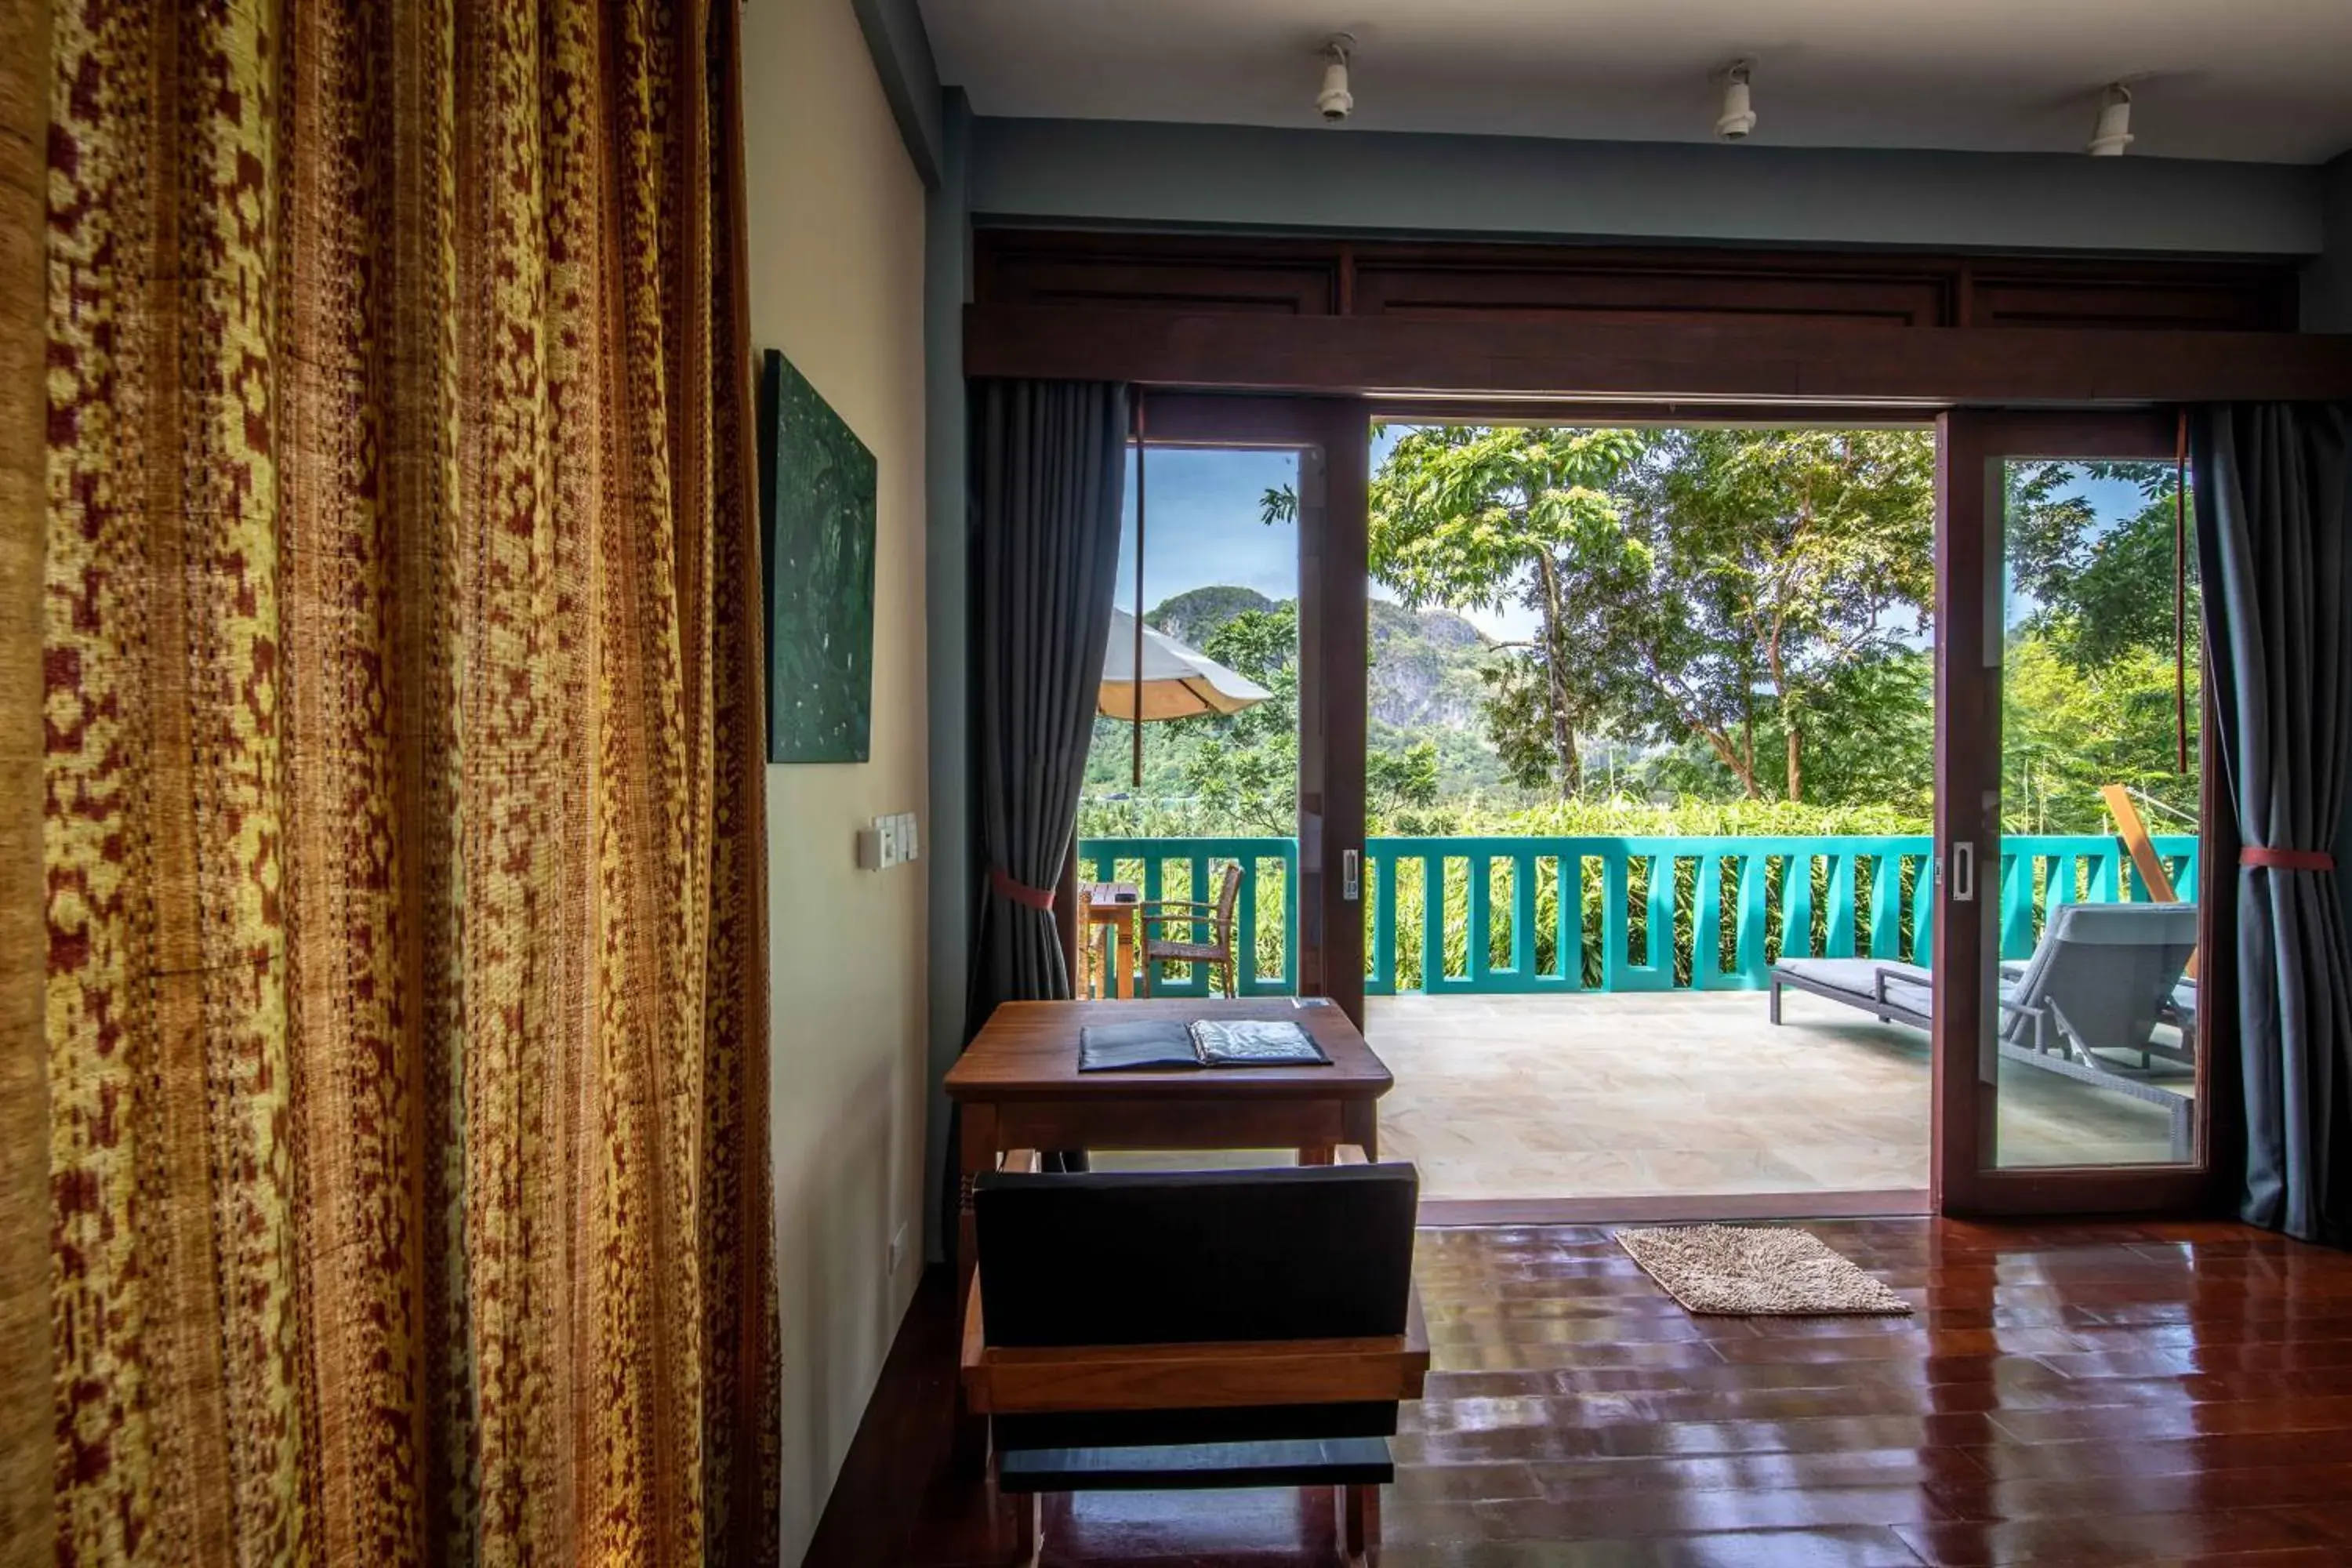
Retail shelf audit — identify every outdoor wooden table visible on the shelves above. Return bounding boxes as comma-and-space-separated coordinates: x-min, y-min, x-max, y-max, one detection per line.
1083, 894, 1139, 998
944, 996, 1395, 1319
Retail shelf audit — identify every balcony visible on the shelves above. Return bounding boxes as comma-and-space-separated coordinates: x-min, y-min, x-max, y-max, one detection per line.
1077, 833, 2201, 1203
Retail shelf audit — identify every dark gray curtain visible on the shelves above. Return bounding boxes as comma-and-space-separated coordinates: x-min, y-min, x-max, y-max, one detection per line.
2194, 402, 2352, 1244
968, 379, 1130, 1022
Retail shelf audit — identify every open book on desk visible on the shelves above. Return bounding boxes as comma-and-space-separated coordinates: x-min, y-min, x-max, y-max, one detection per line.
1077, 1018, 1333, 1073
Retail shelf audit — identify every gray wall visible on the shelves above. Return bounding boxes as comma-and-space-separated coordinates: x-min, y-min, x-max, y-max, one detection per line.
920, 89, 972, 1263
2305, 153, 2352, 331
971, 118, 2328, 258
850, 0, 943, 187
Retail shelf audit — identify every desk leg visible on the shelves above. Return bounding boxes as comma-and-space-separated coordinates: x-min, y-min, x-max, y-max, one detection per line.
954, 1102, 999, 1476
1115, 919, 1138, 999
1344, 1099, 1381, 1161
1345, 1483, 1380, 1563
1300, 1145, 1334, 1167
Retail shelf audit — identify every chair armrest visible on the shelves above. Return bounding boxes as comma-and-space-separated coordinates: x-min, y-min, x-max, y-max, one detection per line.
1870, 967, 1921, 1005
1323, 1146, 1430, 1398
961, 1275, 985, 1387
1995, 996, 2054, 1053
1404, 1279, 1428, 1388
960, 1149, 1040, 1388
967, 1332, 1429, 1414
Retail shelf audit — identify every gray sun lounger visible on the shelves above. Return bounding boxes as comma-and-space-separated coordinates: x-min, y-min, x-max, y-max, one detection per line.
1769, 902, 2199, 1160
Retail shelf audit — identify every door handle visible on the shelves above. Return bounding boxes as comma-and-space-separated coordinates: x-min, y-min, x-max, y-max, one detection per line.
1343, 848, 1360, 903
1949, 840, 1975, 903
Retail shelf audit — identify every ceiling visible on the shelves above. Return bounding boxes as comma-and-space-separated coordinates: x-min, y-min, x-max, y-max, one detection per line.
920, 0, 2352, 165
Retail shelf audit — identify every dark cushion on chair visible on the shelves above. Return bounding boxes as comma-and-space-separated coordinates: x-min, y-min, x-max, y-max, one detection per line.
974, 1163, 1419, 1348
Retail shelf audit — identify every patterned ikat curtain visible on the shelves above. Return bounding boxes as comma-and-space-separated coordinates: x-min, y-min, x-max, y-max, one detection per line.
36, 0, 782, 1562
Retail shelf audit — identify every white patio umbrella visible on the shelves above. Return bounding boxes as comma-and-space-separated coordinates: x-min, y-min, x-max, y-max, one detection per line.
1097, 606, 1272, 722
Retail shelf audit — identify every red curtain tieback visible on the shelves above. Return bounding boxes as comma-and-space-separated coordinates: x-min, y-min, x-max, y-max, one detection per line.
990, 865, 1058, 910
2241, 847, 2337, 872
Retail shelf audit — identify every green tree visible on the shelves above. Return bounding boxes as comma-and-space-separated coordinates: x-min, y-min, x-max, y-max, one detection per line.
2000, 459, 2201, 829
1175, 604, 1299, 835
2006, 460, 2194, 670
1368, 426, 1648, 796
1470, 655, 1566, 796
1170, 599, 1447, 834
1604, 429, 1934, 803
2003, 636, 2200, 833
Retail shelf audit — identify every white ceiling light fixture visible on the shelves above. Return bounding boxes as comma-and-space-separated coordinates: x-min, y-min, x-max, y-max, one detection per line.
1715, 59, 1758, 141
2088, 82, 2135, 155
1316, 34, 1356, 125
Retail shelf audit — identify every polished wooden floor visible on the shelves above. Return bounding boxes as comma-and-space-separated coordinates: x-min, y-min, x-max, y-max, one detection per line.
803, 1218, 2352, 1567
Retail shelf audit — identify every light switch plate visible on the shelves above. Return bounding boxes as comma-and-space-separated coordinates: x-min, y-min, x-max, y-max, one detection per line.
860, 813, 920, 872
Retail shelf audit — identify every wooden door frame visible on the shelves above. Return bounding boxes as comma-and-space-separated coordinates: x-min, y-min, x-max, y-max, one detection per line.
1125, 395, 1371, 1026
970, 307, 2352, 404
1143, 397, 2240, 1210
1934, 408, 2228, 1216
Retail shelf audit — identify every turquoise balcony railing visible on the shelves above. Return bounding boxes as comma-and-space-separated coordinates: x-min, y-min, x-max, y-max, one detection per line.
1076, 837, 1303, 997
1076, 833, 2198, 999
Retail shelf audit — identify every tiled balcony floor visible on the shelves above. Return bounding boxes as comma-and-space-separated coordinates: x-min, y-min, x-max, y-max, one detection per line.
1367, 989, 2192, 1203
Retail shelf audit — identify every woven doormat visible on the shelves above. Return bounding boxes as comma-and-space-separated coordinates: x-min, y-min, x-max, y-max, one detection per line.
1616, 1224, 1913, 1316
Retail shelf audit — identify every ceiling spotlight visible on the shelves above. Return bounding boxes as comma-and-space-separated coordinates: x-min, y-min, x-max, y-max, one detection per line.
1715, 60, 1758, 142
1317, 34, 1356, 124
2088, 83, 2134, 156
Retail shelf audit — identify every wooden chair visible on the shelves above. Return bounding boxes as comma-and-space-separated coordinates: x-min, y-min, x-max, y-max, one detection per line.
1138, 861, 1243, 997
961, 1148, 1425, 1566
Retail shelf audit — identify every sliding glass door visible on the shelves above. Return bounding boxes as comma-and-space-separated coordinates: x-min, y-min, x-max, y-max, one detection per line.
1078, 396, 1367, 1018
1936, 412, 2221, 1214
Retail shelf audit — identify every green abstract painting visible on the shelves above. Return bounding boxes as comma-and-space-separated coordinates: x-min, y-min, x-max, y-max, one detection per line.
759, 350, 877, 763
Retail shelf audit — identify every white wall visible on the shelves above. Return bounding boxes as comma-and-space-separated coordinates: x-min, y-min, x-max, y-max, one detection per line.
920, 91, 971, 1265
740, 0, 931, 1559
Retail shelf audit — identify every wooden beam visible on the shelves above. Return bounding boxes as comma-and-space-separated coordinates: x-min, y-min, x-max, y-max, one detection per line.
966, 304, 2352, 405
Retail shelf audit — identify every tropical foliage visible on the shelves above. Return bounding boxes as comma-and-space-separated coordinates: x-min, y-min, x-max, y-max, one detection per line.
1081, 430, 2201, 848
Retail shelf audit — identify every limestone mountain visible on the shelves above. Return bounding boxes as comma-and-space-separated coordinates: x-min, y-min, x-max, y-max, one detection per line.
1145, 587, 1494, 731
1137, 586, 1514, 795
1147, 586, 1279, 650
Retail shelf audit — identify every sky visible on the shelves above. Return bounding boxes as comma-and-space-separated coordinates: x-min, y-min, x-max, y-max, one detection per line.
1112, 430, 2161, 651
1113, 427, 1559, 641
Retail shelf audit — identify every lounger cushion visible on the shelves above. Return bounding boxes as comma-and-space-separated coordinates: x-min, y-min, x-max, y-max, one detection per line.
1775, 958, 1933, 1019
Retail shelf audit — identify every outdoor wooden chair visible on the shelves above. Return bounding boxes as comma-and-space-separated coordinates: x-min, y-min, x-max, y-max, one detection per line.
961, 1148, 1426, 1566
1138, 861, 1243, 996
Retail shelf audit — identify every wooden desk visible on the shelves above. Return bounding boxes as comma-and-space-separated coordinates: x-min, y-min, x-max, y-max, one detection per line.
944, 998, 1394, 1309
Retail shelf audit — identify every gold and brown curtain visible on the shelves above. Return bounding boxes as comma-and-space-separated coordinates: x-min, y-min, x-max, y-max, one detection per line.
31, 0, 780, 1562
